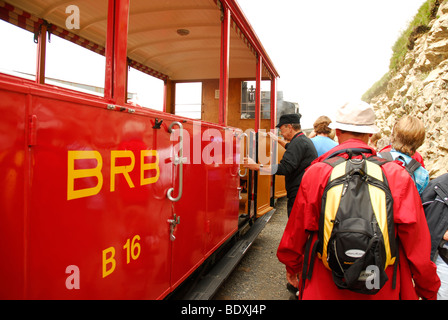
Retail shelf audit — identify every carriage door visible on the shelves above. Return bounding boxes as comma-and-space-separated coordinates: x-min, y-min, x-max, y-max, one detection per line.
247, 130, 257, 218
166, 121, 207, 290
25, 98, 174, 299
256, 131, 274, 217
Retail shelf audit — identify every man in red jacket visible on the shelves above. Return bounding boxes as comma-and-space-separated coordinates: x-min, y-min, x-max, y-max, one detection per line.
277, 101, 440, 300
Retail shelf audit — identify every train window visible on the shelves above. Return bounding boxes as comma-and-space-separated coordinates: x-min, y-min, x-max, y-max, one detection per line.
45, 36, 105, 96
127, 67, 164, 111
0, 20, 37, 80
240, 80, 271, 119
175, 82, 202, 119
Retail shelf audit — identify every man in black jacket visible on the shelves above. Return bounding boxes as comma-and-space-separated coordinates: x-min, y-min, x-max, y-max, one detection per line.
243, 113, 318, 216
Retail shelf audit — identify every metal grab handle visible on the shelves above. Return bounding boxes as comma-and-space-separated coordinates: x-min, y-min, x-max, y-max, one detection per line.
270, 130, 278, 165
239, 132, 248, 177
167, 121, 186, 202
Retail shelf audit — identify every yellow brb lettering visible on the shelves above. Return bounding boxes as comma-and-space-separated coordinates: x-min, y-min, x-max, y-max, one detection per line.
102, 247, 116, 278
67, 149, 160, 200
67, 151, 103, 200
110, 150, 135, 192
141, 150, 160, 185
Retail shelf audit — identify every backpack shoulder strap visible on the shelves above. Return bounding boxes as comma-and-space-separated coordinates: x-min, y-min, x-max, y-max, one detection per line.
366, 155, 390, 167
300, 233, 314, 299
405, 158, 421, 175
322, 156, 346, 168
367, 155, 398, 288
379, 151, 421, 175
378, 151, 394, 161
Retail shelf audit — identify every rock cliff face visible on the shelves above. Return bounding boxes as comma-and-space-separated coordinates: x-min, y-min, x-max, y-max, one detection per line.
369, 0, 448, 178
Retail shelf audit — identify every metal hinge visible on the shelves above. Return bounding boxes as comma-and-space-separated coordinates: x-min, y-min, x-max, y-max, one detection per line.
106, 104, 135, 113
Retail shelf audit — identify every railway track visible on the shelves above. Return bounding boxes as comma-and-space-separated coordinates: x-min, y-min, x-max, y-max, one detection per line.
214, 197, 292, 300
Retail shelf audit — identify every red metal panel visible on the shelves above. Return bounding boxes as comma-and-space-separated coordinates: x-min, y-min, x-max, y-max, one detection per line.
113, 0, 129, 105
270, 77, 277, 130
24, 90, 173, 299
104, 0, 115, 100
255, 55, 262, 132
0, 77, 242, 299
0, 85, 27, 299
219, 6, 231, 126
170, 121, 207, 288
35, 23, 46, 84
163, 80, 168, 113
203, 127, 239, 255
104, 0, 129, 104
0, 0, 270, 299
170, 123, 239, 288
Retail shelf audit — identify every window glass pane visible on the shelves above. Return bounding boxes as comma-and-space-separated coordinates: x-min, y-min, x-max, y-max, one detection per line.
175, 82, 202, 119
45, 36, 105, 96
0, 20, 37, 80
241, 80, 271, 119
128, 67, 164, 111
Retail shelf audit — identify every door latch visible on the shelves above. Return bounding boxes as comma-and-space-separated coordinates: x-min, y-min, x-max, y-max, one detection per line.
168, 214, 180, 241
237, 186, 243, 200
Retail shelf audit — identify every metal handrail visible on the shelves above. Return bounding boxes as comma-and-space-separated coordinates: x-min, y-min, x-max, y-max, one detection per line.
238, 132, 248, 177
167, 121, 186, 202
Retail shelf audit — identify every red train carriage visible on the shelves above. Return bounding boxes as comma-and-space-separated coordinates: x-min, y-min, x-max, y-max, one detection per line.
0, 0, 286, 299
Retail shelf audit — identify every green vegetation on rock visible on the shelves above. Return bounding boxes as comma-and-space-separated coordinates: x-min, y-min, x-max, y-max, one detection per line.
362, 0, 441, 102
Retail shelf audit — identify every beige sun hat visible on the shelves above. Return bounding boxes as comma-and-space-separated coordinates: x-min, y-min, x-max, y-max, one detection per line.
329, 101, 379, 134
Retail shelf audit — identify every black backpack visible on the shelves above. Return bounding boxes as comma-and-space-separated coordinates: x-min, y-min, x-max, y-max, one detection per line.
302, 149, 398, 295
421, 173, 448, 263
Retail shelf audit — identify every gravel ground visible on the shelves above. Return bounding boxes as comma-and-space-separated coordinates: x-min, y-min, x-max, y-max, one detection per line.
213, 197, 293, 300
